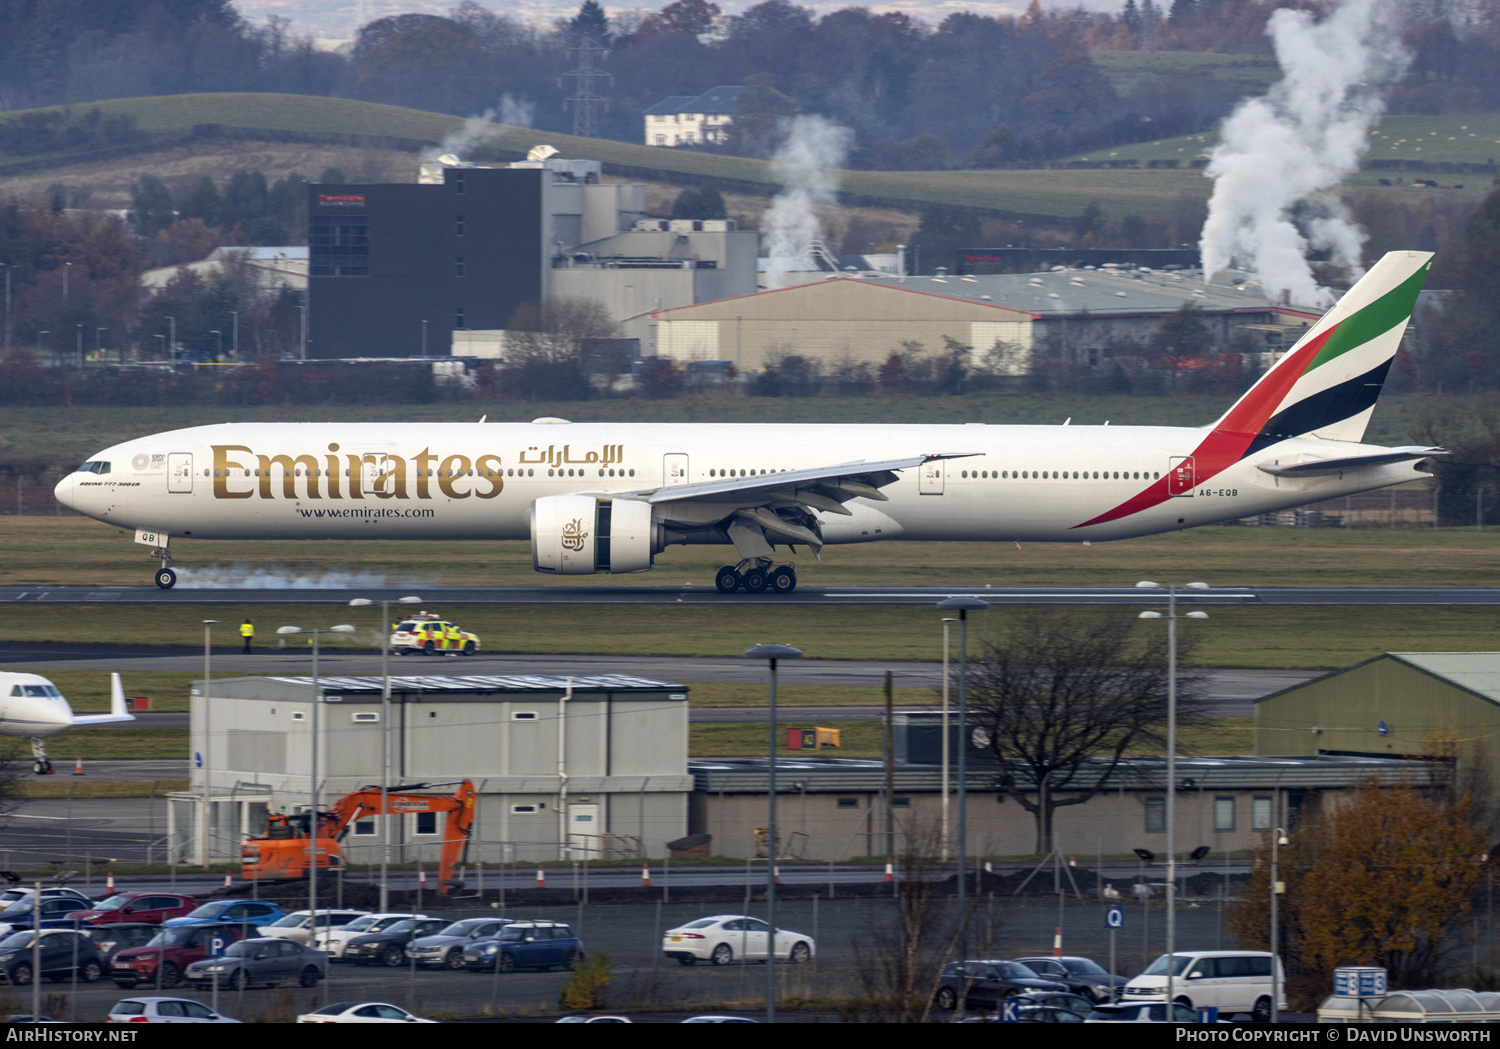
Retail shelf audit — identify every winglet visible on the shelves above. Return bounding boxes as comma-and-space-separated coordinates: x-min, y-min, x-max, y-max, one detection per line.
110, 673, 128, 719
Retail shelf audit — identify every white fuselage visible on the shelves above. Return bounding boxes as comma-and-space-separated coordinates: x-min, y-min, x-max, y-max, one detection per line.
56, 421, 1421, 551
0, 674, 86, 739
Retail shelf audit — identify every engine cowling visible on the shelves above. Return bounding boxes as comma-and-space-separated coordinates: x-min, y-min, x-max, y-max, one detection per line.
530, 495, 660, 574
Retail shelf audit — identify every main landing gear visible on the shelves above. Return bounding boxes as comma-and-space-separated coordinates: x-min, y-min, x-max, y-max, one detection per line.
715, 559, 797, 595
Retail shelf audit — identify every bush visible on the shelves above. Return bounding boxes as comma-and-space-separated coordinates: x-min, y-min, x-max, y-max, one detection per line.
559, 951, 611, 1011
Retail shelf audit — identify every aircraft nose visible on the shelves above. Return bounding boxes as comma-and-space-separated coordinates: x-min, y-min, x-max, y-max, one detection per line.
53, 471, 77, 511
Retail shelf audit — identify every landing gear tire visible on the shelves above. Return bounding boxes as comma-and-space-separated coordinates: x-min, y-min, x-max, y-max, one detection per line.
770, 566, 797, 594
32, 760, 51, 775
154, 567, 177, 590
743, 568, 768, 593
715, 566, 741, 593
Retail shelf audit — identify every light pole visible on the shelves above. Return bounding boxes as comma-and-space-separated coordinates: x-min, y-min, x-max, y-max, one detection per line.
210, 330, 222, 360
276, 623, 356, 926
1137, 580, 1209, 1014
936, 597, 989, 937
95, 327, 106, 362
2, 262, 10, 350
297, 302, 307, 360
348, 595, 422, 910
229, 310, 238, 356
201, 620, 217, 870
62, 261, 70, 314
1269, 824, 1288, 1023
166, 316, 176, 364
75, 324, 83, 372
745, 643, 802, 1025
941, 617, 956, 862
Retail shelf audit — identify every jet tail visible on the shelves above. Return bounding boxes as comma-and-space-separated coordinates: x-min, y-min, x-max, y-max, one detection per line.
1210, 251, 1432, 454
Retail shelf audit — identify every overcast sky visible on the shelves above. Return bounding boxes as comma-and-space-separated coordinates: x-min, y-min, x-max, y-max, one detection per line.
235, 0, 1128, 41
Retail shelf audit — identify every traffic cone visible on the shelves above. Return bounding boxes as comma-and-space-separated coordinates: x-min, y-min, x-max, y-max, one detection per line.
641, 864, 650, 887
105, 873, 114, 894
72, 756, 84, 775
1069, 855, 1076, 867
223, 872, 231, 889
884, 860, 894, 882
774, 864, 781, 884
536, 864, 545, 888
1053, 927, 1063, 957
984, 859, 993, 875
418, 866, 427, 890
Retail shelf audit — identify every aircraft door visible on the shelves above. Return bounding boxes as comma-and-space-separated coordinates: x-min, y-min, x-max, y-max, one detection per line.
1168, 456, 1195, 497
361, 453, 396, 497
663, 453, 689, 486
919, 458, 944, 495
167, 453, 193, 493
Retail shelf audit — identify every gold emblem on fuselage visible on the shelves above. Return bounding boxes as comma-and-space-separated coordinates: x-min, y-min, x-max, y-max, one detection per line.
561, 518, 589, 551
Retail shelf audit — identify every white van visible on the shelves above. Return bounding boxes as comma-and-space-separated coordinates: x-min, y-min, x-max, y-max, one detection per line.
1123, 950, 1286, 1021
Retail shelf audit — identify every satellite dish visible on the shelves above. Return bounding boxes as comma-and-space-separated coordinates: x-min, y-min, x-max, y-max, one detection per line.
437, 154, 461, 166
526, 144, 560, 162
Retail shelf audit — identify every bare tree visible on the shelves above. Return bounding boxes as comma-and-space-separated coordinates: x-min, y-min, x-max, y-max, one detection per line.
968, 611, 1207, 853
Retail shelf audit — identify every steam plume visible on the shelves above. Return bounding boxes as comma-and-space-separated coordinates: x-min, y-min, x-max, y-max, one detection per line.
761, 115, 853, 288
1199, 0, 1410, 306
427, 93, 534, 160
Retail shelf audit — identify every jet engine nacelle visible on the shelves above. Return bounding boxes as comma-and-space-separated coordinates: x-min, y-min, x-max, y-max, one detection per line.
531, 495, 661, 574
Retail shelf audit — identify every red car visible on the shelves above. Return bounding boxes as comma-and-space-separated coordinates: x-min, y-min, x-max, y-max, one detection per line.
67, 894, 196, 927
111, 924, 254, 989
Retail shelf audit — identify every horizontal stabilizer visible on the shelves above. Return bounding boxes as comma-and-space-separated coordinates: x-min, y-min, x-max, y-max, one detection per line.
1256, 446, 1445, 477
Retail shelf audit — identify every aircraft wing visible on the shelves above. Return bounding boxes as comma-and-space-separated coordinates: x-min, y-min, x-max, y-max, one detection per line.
617, 452, 977, 557
72, 673, 135, 727
1256, 446, 1446, 477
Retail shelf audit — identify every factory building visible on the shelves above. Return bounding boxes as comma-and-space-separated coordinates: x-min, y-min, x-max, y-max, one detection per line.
307, 150, 756, 359
174, 673, 691, 866
650, 268, 1319, 373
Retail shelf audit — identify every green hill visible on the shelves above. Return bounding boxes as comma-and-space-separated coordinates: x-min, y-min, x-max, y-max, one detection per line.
2, 93, 1493, 223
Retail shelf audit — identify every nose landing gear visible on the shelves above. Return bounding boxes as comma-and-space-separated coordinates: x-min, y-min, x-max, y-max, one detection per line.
715, 559, 797, 595
149, 543, 176, 590
29, 739, 53, 776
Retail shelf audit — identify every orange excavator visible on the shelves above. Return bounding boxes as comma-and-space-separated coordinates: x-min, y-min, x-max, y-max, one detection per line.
241, 780, 477, 896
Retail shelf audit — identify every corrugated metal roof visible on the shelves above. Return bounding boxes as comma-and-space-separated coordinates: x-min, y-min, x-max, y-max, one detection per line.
268, 674, 685, 694
642, 95, 698, 115
1389, 652, 1500, 705
688, 754, 1425, 793
858, 268, 1322, 319
643, 86, 750, 116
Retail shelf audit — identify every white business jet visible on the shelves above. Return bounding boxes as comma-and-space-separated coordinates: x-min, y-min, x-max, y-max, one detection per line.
54, 252, 1442, 593
0, 672, 135, 773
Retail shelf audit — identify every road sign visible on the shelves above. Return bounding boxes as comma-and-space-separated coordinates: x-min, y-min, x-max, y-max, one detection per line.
209, 934, 226, 957
1334, 966, 1387, 998
1000, 999, 1019, 1023
1105, 905, 1124, 929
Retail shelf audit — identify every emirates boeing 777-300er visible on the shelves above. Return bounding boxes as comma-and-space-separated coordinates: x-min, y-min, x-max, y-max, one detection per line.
56, 251, 1440, 594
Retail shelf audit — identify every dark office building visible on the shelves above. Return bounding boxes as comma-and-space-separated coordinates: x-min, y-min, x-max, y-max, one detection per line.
307, 166, 544, 358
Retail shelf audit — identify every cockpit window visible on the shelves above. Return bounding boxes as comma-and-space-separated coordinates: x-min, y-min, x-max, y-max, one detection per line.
22, 685, 61, 698
76, 461, 111, 475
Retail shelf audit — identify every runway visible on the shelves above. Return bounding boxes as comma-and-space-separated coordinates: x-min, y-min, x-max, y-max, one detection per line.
2, 584, 1499, 605
0, 643, 1315, 718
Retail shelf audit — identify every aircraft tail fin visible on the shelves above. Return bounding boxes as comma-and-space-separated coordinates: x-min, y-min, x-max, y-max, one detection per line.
1210, 251, 1432, 453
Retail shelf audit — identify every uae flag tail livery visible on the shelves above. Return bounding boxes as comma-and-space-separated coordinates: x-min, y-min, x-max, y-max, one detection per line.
1077, 251, 1435, 531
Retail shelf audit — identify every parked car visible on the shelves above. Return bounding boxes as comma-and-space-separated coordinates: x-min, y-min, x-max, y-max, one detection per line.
1014, 955, 1130, 1002
296, 1001, 436, 1024
163, 900, 284, 929
661, 915, 815, 966
342, 918, 449, 967
259, 909, 368, 945
314, 913, 429, 961
1085, 1002, 1202, 1023
0, 929, 105, 985
0, 896, 100, 936
183, 937, 326, 990
1122, 950, 1284, 1022
85, 924, 160, 964
110, 923, 257, 989
463, 921, 582, 973
406, 918, 511, 970
1010, 991, 1099, 1016
65, 894, 196, 927
0, 888, 92, 910
105, 997, 241, 1024
555, 1015, 632, 1023
930, 960, 1071, 1011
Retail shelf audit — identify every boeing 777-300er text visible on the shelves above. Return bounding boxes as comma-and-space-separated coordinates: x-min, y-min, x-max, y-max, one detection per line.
56, 251, 1441, 594
0, 672, 135, 773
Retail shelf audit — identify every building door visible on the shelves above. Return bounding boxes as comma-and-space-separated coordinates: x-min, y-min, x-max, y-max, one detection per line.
168, 453, 193, 493
663, 453, 689, 486
568, 803, 600, 858
919, 458, 944, 495
1168, 456, 1195, 497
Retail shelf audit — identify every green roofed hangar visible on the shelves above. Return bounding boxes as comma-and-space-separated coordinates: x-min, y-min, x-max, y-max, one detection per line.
1255, 652, 1500, 779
